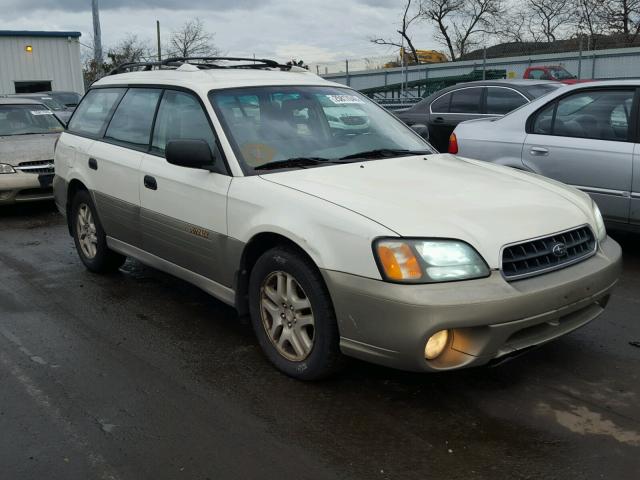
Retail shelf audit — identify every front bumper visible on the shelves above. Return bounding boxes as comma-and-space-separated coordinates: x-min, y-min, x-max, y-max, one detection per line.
322, 236, 622, 372
0, 172, 54, 205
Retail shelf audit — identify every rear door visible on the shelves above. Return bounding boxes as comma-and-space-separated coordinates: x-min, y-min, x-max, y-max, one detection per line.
428, 87, 484, 152
139, 89, 233, 287
66, 87, 149, 246
522, 88, 635, 224
86, 87, 162, 247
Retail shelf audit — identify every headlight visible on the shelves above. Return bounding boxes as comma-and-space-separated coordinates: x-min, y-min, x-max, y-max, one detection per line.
374, 238, 490, 283
592, 200, 606, 242
0, 163, 16, 174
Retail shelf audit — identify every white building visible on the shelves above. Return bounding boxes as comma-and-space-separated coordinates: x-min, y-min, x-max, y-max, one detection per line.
0, 30, 84, 95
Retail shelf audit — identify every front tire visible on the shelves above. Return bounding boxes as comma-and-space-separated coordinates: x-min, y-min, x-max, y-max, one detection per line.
249, 247, 343, 380
70, 190, 125, 273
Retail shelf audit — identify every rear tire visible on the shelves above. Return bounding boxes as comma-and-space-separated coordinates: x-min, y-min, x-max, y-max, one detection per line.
70, 190, 125, 273
249, 247, 343, 380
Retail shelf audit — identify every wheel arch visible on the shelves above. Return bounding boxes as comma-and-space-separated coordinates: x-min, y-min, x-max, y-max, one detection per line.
65, 178, 90, 235
234, 231, 325, 316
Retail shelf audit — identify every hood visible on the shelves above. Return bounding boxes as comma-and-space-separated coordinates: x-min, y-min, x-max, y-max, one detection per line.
0, 134, 59, 165
261, 154, 594, 268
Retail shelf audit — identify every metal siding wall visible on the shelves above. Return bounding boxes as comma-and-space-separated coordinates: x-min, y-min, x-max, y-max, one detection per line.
0, 36, 84, 94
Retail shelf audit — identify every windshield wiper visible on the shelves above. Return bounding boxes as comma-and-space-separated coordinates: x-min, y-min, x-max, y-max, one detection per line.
338, 149, 432, 161
254, 157, 331, 171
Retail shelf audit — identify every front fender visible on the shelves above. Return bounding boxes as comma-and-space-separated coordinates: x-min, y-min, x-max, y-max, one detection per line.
227, 177, 397, 280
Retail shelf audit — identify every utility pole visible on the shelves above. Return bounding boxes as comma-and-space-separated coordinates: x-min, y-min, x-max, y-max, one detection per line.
92, 0, 103, 70
156, 20, 162, 62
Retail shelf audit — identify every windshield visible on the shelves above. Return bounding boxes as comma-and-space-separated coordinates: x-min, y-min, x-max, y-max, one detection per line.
0, 104, 64, 136
549, 68, 575, 80
209, 86, 432, 174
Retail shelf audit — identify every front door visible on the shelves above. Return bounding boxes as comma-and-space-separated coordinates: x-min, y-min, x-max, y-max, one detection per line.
139, 89, 233, 287
523, 88, 635, 224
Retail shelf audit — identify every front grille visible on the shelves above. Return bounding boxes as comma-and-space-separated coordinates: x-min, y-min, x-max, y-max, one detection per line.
501, 226, 596, 281
341, 116, 367, 125
15, 159, 55, 174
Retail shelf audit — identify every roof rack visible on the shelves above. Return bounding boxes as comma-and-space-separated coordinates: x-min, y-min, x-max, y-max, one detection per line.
107, 56, 292, 76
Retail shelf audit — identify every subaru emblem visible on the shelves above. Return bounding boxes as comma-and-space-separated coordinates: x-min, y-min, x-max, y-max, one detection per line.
551, 242, 567, 257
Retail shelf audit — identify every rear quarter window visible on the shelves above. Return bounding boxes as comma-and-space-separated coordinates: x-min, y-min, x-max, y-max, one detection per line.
430, 93, 451, 113
67, 88, 125, 137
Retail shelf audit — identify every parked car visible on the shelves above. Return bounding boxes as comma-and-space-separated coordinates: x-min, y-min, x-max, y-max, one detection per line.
38, 90, 83, 108
452, 80, 639, 230
54, 58, 620, 380
10, 93, 73, 124
0, 97, 64, 204
396, 80, 563, 152
523, 65, 588, 85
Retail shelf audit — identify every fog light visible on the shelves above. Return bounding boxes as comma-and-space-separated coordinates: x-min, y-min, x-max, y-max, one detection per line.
425, 330, 449, 360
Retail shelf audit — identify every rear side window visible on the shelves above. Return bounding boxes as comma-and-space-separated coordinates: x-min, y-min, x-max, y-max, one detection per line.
449, 88, 482, 114
430, 93, 451, 113
67, 88, 125, 137
151, 90, 218, 156
485, 88, 527, 115
105, 88, 162, 148
532, 89, 635, 141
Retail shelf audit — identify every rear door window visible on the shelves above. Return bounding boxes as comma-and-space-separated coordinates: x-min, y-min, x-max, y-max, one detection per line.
67, 88, 125, 137
105, 88, 162, 149
485, 88, 528, 115
449, 88, 482, 114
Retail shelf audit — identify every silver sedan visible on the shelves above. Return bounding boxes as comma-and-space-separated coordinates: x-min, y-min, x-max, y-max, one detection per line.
452, 80, 639, 230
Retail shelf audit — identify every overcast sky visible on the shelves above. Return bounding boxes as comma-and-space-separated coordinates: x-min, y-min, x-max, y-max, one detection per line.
0, 0, 439, 65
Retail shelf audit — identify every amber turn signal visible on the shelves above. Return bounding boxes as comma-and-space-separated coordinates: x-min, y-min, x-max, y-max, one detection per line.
377, 242, 422, 281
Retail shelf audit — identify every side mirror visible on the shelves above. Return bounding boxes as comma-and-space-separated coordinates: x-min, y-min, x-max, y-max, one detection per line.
166, 139, 215, 171
411, 124, 430, 141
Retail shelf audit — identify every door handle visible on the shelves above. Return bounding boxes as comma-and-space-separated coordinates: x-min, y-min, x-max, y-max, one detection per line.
432, 117, 445, 124
143, 175, 157, 191
88, 157, 98, 170
530, 147, 549, 156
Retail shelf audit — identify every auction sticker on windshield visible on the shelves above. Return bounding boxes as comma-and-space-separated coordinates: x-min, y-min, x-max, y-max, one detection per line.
31, 110, 54, 116
325, 95, 364, 104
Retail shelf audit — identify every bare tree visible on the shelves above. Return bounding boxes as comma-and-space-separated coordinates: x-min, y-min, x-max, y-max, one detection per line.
167, 19, 219, 58
106, 34, 152, 66
421, 0, 502, 60
494, 8, 532, 43
370, 0, 422, 64
574, 0, 608, 49
527, 0, 574, 42
601, 0, 640, 44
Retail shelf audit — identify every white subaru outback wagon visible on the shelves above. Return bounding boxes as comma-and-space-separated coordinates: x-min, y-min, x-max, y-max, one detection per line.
54, 57, 621, 380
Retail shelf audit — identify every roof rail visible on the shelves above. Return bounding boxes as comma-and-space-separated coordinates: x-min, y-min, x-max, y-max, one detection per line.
107, 56, 291, 76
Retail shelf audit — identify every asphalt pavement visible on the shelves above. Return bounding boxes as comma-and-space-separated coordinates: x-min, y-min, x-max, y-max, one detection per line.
1, 202, 639, 480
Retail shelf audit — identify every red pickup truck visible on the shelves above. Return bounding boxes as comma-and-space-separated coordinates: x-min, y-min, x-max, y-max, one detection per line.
523, 66, 586, 84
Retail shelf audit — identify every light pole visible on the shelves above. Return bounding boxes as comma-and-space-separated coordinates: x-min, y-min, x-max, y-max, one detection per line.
92, 0, 103, 68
